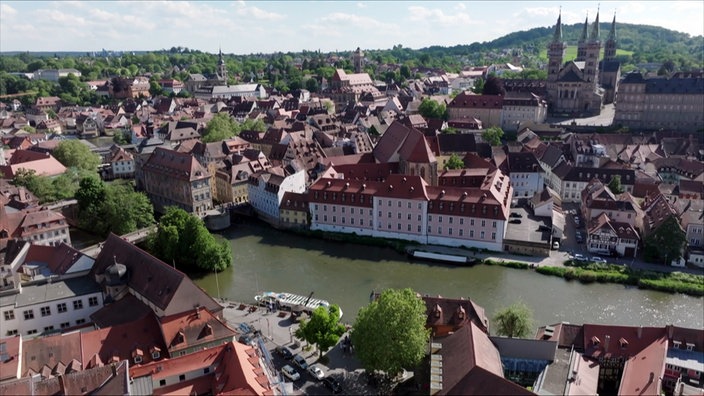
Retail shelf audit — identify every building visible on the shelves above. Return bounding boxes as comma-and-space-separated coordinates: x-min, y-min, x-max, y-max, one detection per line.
0, 208, 72, 248
214, 149, 271, 205
586, 213, 640, 257
327, 68, 381, 111
279, 191, 309, 229
158, 79, 184, 95
447, 92, 503, 128
600, 15, 622, 104
110, 77, 151, 99
248, 166, 307, 226
141, 147, 213, 215
500, 92, 548, 132
614, 71, 704, 132
546, 11, 604, 116
34, 69, 81, 82
309, 171, 513, 251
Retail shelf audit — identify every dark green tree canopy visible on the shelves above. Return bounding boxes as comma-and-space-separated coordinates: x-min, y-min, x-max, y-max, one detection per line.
351, 288, 430, 377
418, 98, 447, 120
444, 153, 465, 170
481, 126, 504, 146
296, 305, 346, 357
148, 207, 233, 271
643, 215, 687, 263
53, 140, 101, 171
607, 175, 624, 194
493, 301, 533, 338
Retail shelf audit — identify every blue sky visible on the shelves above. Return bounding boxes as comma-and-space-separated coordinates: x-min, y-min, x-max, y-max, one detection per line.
1, 1, 702, 54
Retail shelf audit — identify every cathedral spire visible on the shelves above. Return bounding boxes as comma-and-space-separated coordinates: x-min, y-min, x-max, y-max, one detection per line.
607, 13, 617, 42
580, 14, 589, 43
590, 6, 601, 42
552, 8, 563, 43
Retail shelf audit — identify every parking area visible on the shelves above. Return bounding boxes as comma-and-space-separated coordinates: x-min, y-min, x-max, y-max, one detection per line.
219, 301, 376, 395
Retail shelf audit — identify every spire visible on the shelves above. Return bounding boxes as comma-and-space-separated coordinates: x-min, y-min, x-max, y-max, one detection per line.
580, 14, 589, 43
218, 46, 224, 65
608, 13, 616, 42
552, 8, 563, 43
590, 7, 600, 41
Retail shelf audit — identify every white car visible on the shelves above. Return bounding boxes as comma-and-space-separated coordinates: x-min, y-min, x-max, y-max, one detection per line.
552, 241, 560, 250
282, 365, 300, 381
590, 256, 607, 263
307, 364, 325, 381
573, 253, 587, 262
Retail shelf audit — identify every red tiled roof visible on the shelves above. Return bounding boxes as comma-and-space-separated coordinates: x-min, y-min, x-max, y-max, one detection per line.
143, 147, 210, 182
617, 336, 667, 396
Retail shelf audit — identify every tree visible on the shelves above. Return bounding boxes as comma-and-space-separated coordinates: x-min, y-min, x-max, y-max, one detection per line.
483, 75, 506, 96
471, 77, 485, 94
418, 98, 447, 120
351, 288, 430, 377
643, 215, 687, 263
607, 175, 624, 194
481, 126, 504, 146
202, 112, 239, 143
296, 305, 346, 357
53, 140, 101, 171
493, 302, 533, 338
149, 207, 233, 271
444, 153, 464, 170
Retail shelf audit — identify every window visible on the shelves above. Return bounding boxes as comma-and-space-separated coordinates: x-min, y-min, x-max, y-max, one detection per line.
23, 310, 34, 320
398, 213, 401, 219
57, 303, 67, 313
438, 227, 442, 234
3, 311, 14, 321
159, 379, 166, 387
470, 230, 474, 238
204, 367, 211, 374
470, 219, 475, 226
73, 300, 83, 310
439, 216, 443, 223
481, 220, 486, 227
460, 218, 464, 225
179, 374, 186, 382
27, 329, 38, 335
152, 351, 161, 359
6, 329, 18, 336
76, 319, 85, 325
492, 232, 496, 240
480, 231, 485, 239
134, 355, 143, 364
40, 306, 51, 317
60, 322, 70, 329
418, 214, 422, 221
43, 326, 54, 332
492, 221, 497, 228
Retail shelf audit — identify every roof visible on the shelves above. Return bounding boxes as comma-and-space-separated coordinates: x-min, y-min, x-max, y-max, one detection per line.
618, 336, 668, 396
423, 295, 489, 334
22, 331, 83, 376
447, 92, 504, 109
142, 147, 210, 182
0, 336, 21, 382
439, 322, 533, 395
159, 307, 237, 353
90, 233, 221, 317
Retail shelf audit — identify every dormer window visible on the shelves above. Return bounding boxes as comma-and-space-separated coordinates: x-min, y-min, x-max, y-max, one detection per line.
619, 338, 628, 349
150, 346, 161, 360
591, 336, 600, 346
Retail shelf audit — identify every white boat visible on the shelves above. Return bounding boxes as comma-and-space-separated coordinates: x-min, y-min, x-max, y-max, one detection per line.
254, 292, 343, 319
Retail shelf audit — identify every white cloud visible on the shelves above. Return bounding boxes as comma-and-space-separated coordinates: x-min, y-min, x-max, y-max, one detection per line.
356, 2, 367, 8
0, 3, 17, 17
233, 2, 285, 21
407, 5, 472, 25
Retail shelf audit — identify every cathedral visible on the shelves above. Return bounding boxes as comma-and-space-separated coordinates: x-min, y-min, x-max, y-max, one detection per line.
546, 10, 620, 116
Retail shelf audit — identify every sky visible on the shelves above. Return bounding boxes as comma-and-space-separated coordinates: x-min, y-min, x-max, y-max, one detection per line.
1, 1, 702, 54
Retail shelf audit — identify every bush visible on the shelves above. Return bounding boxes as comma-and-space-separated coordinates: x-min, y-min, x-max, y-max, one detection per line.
536, 266, 566, 277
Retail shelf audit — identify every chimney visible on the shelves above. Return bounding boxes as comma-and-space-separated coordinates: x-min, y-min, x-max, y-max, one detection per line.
667, 324, 674, 339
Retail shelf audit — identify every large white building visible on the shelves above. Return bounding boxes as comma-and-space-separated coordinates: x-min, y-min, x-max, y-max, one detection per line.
248, 166, 306, 226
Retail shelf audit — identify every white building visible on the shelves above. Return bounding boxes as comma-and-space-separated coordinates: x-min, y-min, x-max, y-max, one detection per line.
34, 69, 82, 82
0, 277, 103, 338
500, 93, 548, 132
247, 166, 306, 226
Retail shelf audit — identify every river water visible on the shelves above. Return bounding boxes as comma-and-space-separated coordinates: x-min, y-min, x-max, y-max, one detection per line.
194, 220, 704, 331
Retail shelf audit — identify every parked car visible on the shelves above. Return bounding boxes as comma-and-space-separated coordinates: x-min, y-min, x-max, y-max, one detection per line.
292, 354, 308, 370
575, 231, 584, 243
322, 377, 342, 394
308, 364, 325, 381
573, 253, 587, 262
275, 345, 293, 360
509, 219, 522, 224
510, 212, 522, 218
552, 241, 560, 250
281, 365, 300, 382
590, 256, 607, 263
239, 323, 254, 334
237, 334, 255, 345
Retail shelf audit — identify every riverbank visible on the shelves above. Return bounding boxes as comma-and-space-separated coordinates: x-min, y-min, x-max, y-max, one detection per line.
279, 226, 704, 297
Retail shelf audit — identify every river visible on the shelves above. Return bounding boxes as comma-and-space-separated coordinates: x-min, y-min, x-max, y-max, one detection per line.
193, 220, 703, 330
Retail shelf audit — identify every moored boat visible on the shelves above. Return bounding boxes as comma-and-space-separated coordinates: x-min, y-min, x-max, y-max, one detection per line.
254, 291, 343, 319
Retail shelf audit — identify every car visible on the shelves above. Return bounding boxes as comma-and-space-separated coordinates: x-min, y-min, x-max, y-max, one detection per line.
509, 219, 522, 224
292, 354, 308, 370
590, 256, 607, 263
307, 364, 325, 381
575, 231, 585, 243
237, 334, 255, 345
281, 365, 300, 382
573, 215, 581, 226
552, 241, 560, 250
239, 323, 254, 334
322, 377, 342, 394
573, 253, 587, 262
510, 212, 522, 218
275, 345, 293, 360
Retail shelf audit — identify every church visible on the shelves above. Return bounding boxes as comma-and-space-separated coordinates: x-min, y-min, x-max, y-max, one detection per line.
546, 10, 620, 116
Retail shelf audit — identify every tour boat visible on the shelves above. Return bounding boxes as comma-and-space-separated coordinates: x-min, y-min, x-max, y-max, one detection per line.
254, 291, 343, 318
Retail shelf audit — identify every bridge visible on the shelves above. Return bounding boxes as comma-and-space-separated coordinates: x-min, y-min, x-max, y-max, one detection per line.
80, 225, 157, 258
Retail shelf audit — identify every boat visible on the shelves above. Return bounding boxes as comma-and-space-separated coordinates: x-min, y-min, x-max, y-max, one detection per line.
254, 292, 343, 319
410, 250, 475, 265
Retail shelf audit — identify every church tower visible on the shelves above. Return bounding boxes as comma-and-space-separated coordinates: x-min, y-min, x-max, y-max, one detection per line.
217, 47, 227, 82
576, 15, 589, 62
547, 11, 566, 83
604, 14, 617, 61
353, 47, 364, 73
584, 9, 601, 86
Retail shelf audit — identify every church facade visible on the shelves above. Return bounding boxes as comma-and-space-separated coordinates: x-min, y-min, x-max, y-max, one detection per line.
546, 11, 620, 116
